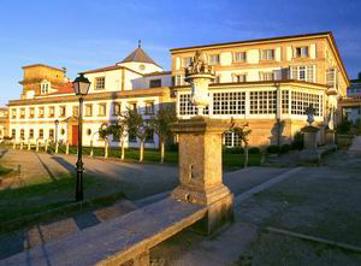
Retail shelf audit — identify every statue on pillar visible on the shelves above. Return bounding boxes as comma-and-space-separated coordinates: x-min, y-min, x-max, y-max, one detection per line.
184, 50, 215, 116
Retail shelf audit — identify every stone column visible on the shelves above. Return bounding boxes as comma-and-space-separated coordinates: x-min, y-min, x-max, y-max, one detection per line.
300, 125, 320, 162
325, 128, 336, 145
171, 117, 234, 234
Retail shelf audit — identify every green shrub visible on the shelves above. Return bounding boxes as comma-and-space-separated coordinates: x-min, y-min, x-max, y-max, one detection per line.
224, 147, 244, 154
337, 120, 352, 134
167, 143, 178, 152
292, 132, 303, 150
248, 147, 261, 154
267, 145, 280, 154
280, 144, 291, 153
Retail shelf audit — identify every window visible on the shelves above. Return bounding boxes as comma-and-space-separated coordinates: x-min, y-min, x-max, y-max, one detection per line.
112, 102, 121, 116
234, 52, 247, 63
11, 129, 16, 139
260, 72, 274, 81
233, 74, 247, 83
59, 106, 66, 117
38, 107, 45, 118
48, 106, 55, 118
295, 46, 309, 58
145, 101, 155, 115
149, 79, 162, 88
179, 94, 197, 115
224, 131, 241, 148
129, 102, 137, 111
87, 129, 92, 136
85, 104, 93, 117
182, 57, 192, 67
250, 91, 277, 114
145, 128, 154, 143
20, 129, 25, 140
213, 92, 246, 115
326, 68, 337, 89
261, 49, 275, 60
282, 90, 289, 114
29, 129, 34, 139
39, 129, 44, 139
95, 77, 105, 90
290, 65, 315, 82
72, 106, 79, 117
41, 82, 50, 94
290, 91, 323, 116
49, 129, 54, 139
29, 108, 35, 119
20, 108, 25, 119
98, 103, 106, 117
174, 75, 186, 86
11, 109, 17, 119
208, 54, 220, 65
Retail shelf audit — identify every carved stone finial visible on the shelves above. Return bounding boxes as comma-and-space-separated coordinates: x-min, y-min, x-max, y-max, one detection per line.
305, 104, 315, 126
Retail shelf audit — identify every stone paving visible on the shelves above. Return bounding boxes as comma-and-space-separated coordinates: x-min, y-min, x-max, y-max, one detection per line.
151, 146, 361, 265
0, 149, 179, 200
0, 148, 290, 261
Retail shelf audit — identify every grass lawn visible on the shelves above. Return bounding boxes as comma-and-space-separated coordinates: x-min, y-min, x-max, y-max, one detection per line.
0, 173, 125, 233
0, 165, 12, 176
53, 145, 262, 169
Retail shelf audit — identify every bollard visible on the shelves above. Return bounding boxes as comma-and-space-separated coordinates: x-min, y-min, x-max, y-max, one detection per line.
28, 140, 31, 150
12, 140, 16, 150
55, 141, 59, 154
20, 141, 23, 150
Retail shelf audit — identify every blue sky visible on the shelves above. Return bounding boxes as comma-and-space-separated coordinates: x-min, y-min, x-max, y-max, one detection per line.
1, 0, 360, 105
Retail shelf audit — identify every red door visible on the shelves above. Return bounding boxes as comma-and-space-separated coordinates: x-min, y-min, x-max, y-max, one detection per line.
72, 125, 78, 146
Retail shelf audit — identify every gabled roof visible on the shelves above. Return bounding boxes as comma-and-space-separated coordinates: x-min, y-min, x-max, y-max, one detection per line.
117, 47, 160, 66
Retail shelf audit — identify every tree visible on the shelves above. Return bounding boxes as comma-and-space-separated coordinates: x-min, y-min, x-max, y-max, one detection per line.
108, 119, 127, 160
98, 124, 110, 158
149, 105, 177, 163
231, 121, 252, 168
122, 107, 148, 162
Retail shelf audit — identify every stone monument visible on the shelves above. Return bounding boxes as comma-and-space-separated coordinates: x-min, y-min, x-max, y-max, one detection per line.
171, 50, 234, 234
300, 104, 320, 162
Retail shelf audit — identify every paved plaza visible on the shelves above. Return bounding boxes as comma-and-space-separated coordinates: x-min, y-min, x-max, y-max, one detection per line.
1, 138, 361, 264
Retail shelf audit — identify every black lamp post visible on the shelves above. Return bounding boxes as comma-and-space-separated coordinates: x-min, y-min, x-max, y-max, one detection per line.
72, 73, 91, 201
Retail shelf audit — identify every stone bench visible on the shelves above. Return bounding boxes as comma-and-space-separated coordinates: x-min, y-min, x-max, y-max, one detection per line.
2, 198, 207, 266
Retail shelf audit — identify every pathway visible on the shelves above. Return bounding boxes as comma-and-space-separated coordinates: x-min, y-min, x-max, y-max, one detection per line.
348, 135, 361, 156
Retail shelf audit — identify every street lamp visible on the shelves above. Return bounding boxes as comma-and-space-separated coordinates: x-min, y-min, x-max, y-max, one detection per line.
72, 73, 91, 201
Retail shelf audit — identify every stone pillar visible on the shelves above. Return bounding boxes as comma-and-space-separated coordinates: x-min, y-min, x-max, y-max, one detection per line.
12, 140, 16, 149
300, 125, 320, 163
28, 140, 31, 150
171, 117, 234, 234
325, 129, 336, 145
20, 141, 23, 150
302, 126, 319, 149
